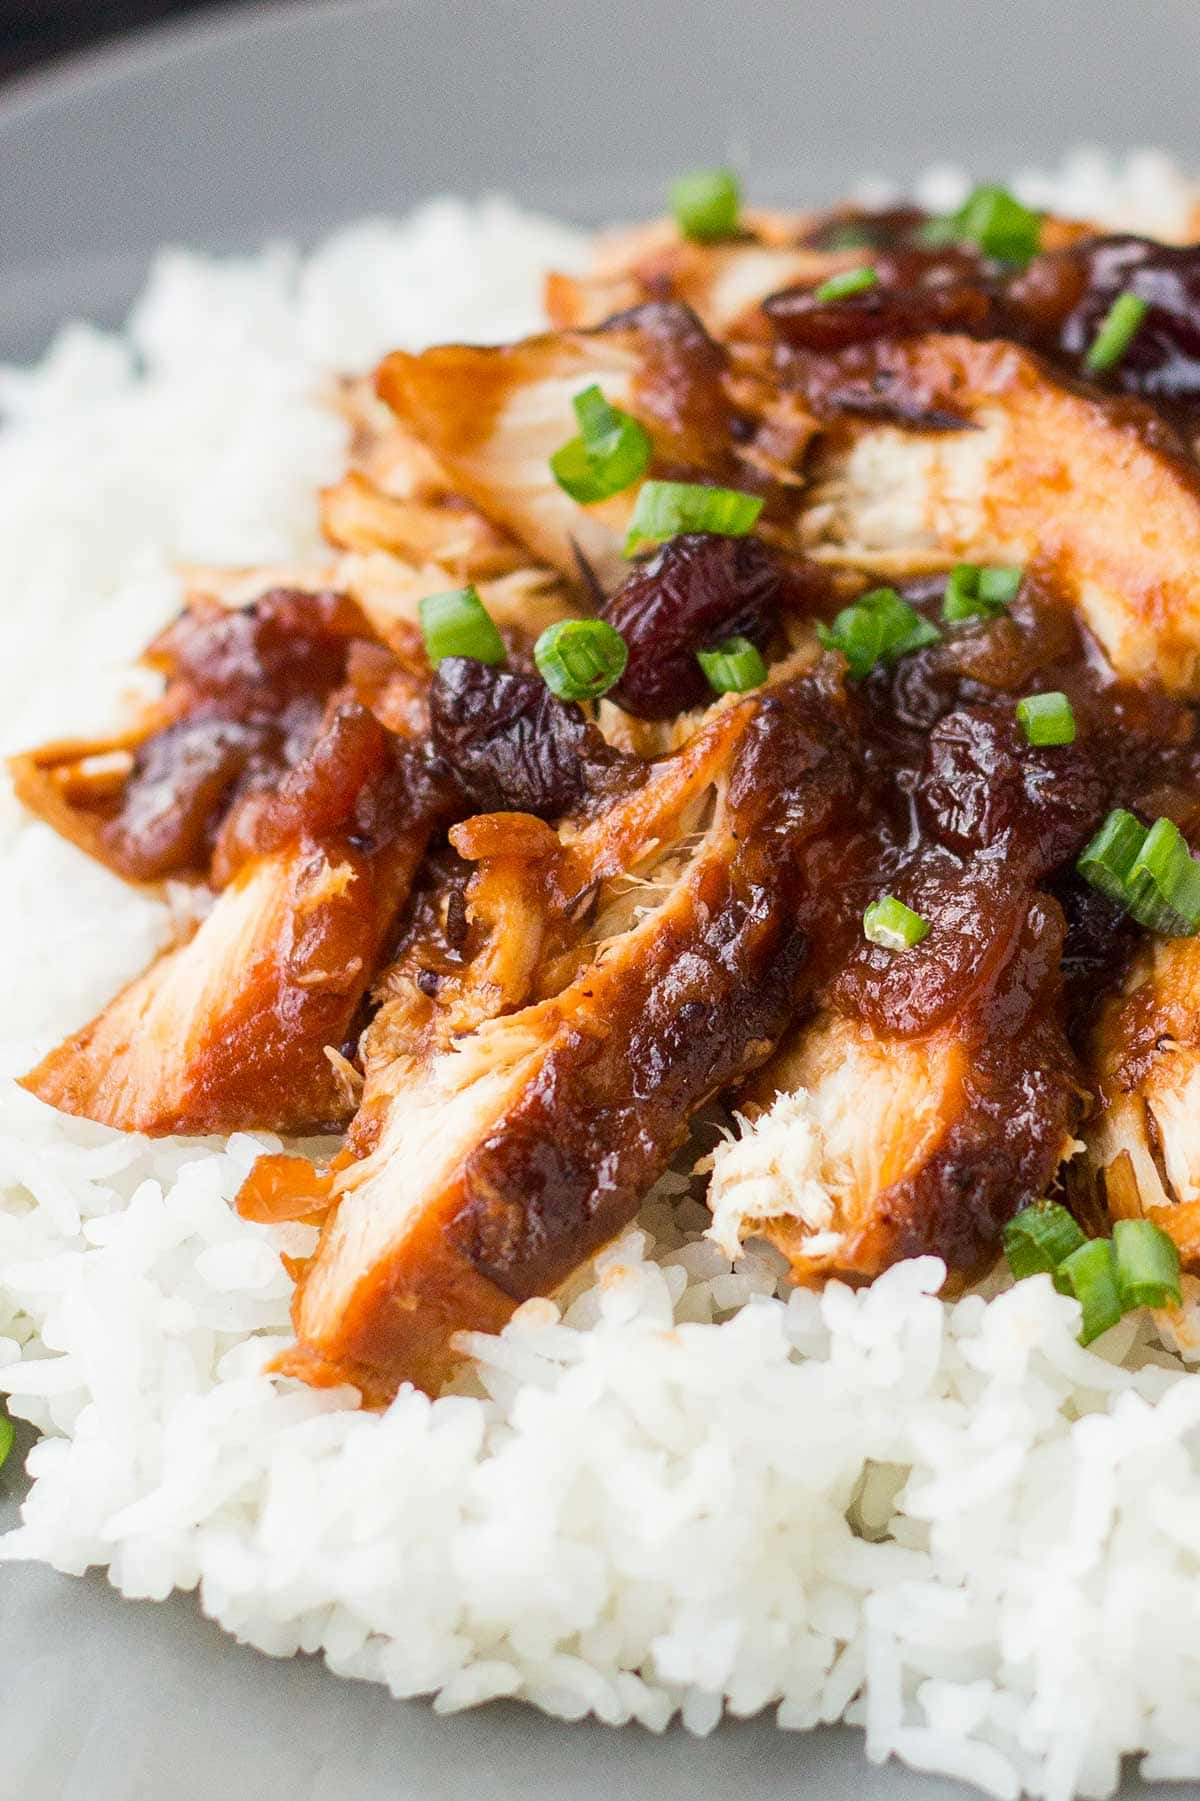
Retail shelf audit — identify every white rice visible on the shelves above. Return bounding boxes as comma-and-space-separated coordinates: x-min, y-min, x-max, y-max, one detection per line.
3, 156, 1200, 1801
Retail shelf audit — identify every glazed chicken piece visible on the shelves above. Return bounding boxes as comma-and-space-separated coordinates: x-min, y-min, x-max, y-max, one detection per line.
545, 228, 850, 340
11, 587, 398, 884
16, 589, 459, 1135
320, 469, 530, 581
541, 200, 1101, 343
793, 332, 1200, 694
24, 826, 421, 1136
255, 672, 858, 1399
708, 896, 1080, 1282
1081, 937, 1200, 1262
376, 301, 783, 587
320, 381, 535, 581
23, 701, 445, 1136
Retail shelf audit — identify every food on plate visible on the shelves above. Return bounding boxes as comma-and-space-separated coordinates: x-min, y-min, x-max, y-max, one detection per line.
13, 157, 1200, 1793
18, 171, 1200, 1400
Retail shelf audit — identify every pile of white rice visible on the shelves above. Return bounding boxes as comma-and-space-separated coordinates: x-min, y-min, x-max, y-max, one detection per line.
5, 153, 1200, 1801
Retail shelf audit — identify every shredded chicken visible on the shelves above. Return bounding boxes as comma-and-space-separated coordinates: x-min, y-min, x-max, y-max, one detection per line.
1082, 939, 1200, 1258
24, 835, 423, 1135
799, 333, 1200, 692
274, 684, 852, 1397
17, 185, 1200, 1401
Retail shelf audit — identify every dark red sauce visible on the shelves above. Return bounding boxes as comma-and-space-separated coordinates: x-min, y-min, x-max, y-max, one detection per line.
780, 579, 1200, 1048
767, 228, 1200, 424
101, 589, 387, 881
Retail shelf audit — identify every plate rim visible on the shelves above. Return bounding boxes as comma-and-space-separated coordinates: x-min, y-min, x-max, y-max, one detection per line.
0, 0, 400, 129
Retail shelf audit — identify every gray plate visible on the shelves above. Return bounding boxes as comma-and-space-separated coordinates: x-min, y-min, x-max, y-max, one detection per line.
3, 3, 1200, 1796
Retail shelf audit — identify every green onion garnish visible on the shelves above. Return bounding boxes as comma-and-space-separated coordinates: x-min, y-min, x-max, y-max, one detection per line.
624, 480, 763, 554
1003, 1202, 1087, 1281
1113, 1217, 1182, 1312
1017, 691, 1076, 747
419, 586, 506, 669
1077, 809, 1200, 937
1127, 817, 1200, 935
669, 167, 741, 242
1077, 807, 1147, 907
550, 384, 652, 505
942, 562, 1023, 622
0, 1410, 12, 1473
1056, 1236, 1124, 1346
922, 184, 1041, 263
818, 587, 940, 678
812, 266, 879, 303
1085, 291, 1149, 375
534, 618, 628, 702
862, 894, 930, 951
696, 636, 768, 696
1005, 1205, 1184, 1346
978, 565, 1024, 607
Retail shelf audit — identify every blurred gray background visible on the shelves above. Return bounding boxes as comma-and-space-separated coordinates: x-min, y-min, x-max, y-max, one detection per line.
2, 0, 1200, 362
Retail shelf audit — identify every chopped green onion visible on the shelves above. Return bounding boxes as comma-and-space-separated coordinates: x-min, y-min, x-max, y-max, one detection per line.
942, 562, 1023, 622
863, 894, 930, 951
1077, 809, 1200, 937
534, 618, 628, 701
550, 384, 652, 504
1017, 691, 1076, 747
573, 384, 616, 444
818, 587, 941, 678
1003, 1202, 1087, 1280
696, 636, 768, 695
922, 184, 1041, 263
812, 266, 879, 303
1127, 816, 1200, 935
1085, 291, 1149, 375
624, 480, 763, 554
1057, 1236, 1123, 1346
977, 565, 1024, 607
1113, 1217, 1183, 1312
669, 167, 741, 242
419, 586, 506, 669
0, 1410, 11, 1473
1077, 808, 1148, 908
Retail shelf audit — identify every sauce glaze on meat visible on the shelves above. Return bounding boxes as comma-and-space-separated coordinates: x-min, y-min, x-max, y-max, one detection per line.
19, 187, 1200, 1399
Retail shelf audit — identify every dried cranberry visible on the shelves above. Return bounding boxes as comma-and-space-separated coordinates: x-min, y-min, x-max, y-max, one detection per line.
101, 718, 266, 880
918, 705, 1107, 874
765, 249, 993, 354
428, 658, 626, 819
603, 534, 783, 720
1050, 871, 1139, 1037
1017, 236, 1200, 410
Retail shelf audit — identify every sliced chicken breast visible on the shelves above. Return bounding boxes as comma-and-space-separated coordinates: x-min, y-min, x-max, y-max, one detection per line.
376, 303, 745, 587
798, 333, 1200, 693
23, 831, 423, 1136
268, 676, 856, 1399
1082, 937, 1200, 1259
710, 892, 1081, 1283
